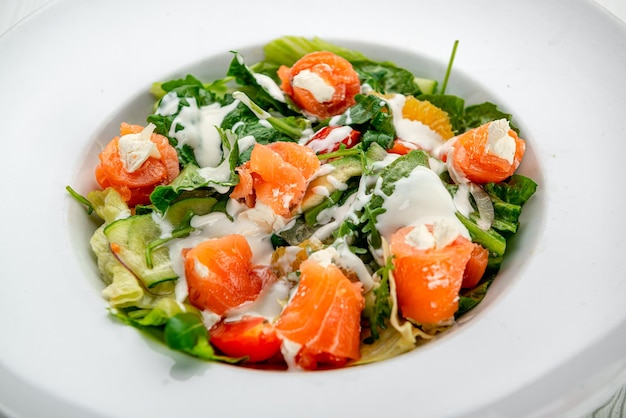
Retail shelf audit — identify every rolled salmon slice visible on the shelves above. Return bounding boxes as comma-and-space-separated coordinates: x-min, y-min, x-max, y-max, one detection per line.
449, 118, 526, 184
274, 257, 364, 370
183, 234, 266, 316
389, 225, 474, 325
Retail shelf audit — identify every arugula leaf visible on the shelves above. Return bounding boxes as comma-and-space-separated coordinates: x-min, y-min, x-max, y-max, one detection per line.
220, 101, 306, 164
366, 256, 393, 341
147, 75, 234, 167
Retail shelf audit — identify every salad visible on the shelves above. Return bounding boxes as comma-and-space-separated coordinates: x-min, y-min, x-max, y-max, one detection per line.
68, 36, 537, 371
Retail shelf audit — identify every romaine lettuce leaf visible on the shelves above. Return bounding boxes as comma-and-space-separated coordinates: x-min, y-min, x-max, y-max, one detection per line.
90, 226, 145, 308
87, 187, 130, 224
263, 35, 368, 66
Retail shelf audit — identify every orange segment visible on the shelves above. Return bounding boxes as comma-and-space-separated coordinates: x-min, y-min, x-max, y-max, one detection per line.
389, 225, 474, 324
183, 234, 263, 315
402, 96, 455, 140
274, 257, 364, 370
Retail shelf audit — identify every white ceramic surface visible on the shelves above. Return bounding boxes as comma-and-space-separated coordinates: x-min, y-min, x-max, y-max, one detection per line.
1, 1, 626, 417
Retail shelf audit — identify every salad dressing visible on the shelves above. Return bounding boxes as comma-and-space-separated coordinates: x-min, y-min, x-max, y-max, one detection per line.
376, 165, 469, 242
384, 94, 445, 154
168, 98, 240, 168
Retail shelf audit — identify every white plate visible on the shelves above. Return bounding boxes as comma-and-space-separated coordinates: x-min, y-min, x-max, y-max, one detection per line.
1, 0, 626, 417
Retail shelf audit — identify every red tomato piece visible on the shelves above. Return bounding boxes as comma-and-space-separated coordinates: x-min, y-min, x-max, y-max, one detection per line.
305, 126, 361, 154
210, 316, 282, 363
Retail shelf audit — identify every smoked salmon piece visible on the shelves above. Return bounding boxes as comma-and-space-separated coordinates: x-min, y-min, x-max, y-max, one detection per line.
274, 257, 364, 370
449, 119, 525, 184
230, 161, 256, 207
183, 234, 272, 315
266, 141, 320, 180
231, 142, 320, 217
389, 225, 474, 324
95, 123, 180, 206
277, 51, 361, 119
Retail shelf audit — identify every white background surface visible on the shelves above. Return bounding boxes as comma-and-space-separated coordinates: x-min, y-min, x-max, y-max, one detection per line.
1, 1, 626, 417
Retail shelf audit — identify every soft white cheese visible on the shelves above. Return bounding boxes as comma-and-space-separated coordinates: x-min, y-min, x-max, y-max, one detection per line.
117, 123, 161, 173
292, 69, 335, 103
405, 223, 435, 250
307, 246, 337, 268
404, 218, 463, 251
485, 118, 516, 164
432, 218, 462, 249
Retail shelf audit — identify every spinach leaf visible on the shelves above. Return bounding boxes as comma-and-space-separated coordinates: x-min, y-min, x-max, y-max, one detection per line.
463, 102, 518, 133
332, 94, 395, 138
417, 94, 466, 134
483, 174, 538, 206
361, 130, 395, 152
352, 60, 422, 96
227, 52, 293, 116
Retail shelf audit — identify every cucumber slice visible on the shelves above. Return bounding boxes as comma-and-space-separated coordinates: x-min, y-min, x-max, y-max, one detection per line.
104, 214, 178, 290
415, 77, 438, 95
164, 196, 217, 226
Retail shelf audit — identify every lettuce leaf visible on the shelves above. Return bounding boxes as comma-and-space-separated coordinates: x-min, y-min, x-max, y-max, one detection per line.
90, 226, 145, 308
263, 35, 368, 66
